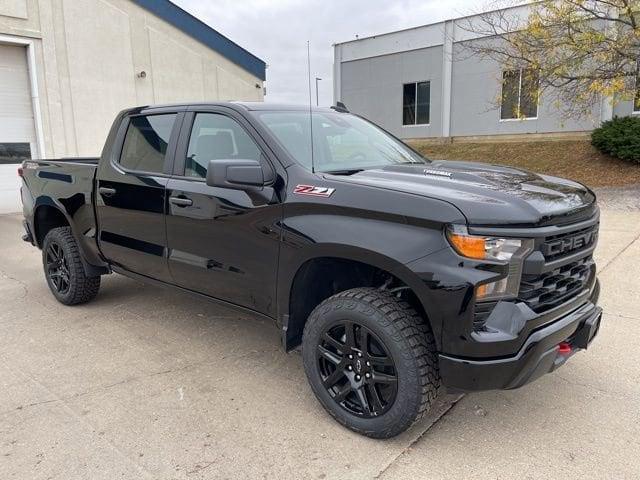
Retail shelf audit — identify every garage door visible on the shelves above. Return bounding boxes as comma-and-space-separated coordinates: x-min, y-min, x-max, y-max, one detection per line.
0, 44, 37, 164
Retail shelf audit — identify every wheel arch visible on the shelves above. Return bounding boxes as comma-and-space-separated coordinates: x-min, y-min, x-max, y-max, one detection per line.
33, 200, 71, 248
279, 245, 437, 351
33, 198, 107, 277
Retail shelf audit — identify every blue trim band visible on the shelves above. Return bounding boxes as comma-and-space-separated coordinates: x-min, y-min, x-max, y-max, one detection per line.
131, 0, 266, 81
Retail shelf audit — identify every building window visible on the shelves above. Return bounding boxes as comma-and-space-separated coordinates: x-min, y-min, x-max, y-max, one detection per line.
500, 69, 539, 120
403, 81, 430, 125
0, 143, 31, 164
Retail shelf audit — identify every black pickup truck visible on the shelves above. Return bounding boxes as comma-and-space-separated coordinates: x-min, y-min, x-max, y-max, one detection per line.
20, 102, 602, 438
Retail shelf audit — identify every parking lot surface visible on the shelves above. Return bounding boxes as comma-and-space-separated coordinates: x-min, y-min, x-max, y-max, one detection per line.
1, 209, 639, 479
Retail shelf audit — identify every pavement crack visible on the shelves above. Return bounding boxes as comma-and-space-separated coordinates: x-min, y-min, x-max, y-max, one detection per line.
599, 232, 640, 273
605, 311, 640, 321
68, 364, 200, 400
0, 267, 29, 299
554, 373, 618, 398
65, 350, 269, 401
0, 355, 157, 479
186, 459, 218, 476
0, 398, 59, 416
374, 395, 463, 479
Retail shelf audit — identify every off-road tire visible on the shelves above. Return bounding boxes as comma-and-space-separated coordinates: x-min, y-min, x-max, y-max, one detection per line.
42, 227, 100, 305
302, 287, 440, 438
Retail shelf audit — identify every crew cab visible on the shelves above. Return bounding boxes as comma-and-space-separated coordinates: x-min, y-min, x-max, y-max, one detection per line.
20, 102, 602, 438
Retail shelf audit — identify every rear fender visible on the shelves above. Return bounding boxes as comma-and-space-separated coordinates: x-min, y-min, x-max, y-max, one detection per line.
33, 197, 108, 276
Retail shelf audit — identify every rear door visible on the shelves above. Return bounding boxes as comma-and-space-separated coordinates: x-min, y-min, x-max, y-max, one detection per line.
164, 107, 283, 316
96, 109, 183, 281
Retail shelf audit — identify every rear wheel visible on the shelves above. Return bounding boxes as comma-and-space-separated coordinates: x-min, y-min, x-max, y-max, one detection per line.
42, 227, 100, 305
302, 287, 440, 438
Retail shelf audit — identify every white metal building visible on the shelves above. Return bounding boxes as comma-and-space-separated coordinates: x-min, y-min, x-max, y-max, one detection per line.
0, 0, 266, 212
333, 5, 627, 141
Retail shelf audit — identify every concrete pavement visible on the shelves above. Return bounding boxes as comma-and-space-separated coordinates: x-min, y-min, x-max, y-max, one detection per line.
0, 209, 639, 479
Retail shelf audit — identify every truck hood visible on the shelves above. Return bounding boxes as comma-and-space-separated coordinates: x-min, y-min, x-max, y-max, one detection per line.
327, 160, 596, 226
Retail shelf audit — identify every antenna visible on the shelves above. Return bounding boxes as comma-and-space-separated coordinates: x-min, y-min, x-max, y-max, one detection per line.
307, 40, 316, 174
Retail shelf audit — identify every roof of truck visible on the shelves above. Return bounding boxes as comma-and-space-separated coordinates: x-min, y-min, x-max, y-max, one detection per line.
131, 102, 342, 113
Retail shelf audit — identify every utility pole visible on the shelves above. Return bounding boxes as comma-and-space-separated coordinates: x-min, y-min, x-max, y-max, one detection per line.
315, 77, 322, 106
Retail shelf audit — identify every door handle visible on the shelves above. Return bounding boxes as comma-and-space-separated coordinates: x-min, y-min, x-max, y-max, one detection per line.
98, 186, 116, 197
169, 196, 193, 207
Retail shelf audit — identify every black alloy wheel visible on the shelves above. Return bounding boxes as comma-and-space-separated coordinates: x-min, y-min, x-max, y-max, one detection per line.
302, 287, 440, 438
41, 227, 101, 305
45, 241, 71, 295
317, 321, 397, 418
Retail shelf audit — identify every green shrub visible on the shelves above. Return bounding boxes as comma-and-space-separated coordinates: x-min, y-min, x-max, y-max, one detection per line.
591, 116, 640, 163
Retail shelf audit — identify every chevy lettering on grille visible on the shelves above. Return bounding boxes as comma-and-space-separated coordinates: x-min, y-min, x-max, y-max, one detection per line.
541, 229, 598, 257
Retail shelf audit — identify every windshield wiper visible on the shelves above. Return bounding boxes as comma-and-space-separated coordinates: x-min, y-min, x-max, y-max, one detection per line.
393, 160, 426, 165
322, 168, 365, 176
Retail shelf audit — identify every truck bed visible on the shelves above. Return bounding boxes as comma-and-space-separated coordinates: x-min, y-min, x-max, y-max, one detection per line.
22, 157, 98, 187
26, 157, 100, 166
20, 157, 100, 263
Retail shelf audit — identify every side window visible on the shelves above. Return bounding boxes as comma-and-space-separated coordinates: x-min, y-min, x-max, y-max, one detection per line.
185, 113, 261, 179
119, 114, 176, 173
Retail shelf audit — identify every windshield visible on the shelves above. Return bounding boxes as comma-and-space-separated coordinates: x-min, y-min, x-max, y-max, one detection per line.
256, 111, 428, 173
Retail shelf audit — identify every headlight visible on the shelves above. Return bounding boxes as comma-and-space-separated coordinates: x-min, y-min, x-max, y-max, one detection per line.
446, 225, 533, 300
446, 225, 523, 262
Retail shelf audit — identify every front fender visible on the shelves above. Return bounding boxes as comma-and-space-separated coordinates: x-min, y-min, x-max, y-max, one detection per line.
277, 211, 453, 347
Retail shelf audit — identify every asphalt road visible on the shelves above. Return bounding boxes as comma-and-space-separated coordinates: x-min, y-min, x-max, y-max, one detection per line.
1, 209, 639, 480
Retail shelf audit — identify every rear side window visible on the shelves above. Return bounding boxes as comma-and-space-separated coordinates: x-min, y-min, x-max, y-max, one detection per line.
185, 113, 261, 179
119, 114, 176, 173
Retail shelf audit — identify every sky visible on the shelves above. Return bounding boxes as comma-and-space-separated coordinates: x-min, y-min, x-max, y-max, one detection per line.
172, 0, 488, 106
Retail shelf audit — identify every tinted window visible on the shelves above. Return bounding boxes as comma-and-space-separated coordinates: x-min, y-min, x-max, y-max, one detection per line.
416, 81, 430, 124
119, 114, 176, 173
402, 83, 416, 126
258, 111, 427, 173
501, 69, 538, 119
520, 70, 539, 118
0, 143, 31, 164
500, 70, 520, 120
185, 113, 261, 179
635, 61, 640, 112
403, 81, 430, 125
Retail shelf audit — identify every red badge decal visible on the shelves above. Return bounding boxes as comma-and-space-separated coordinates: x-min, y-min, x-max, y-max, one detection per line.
293, 184, 335, 197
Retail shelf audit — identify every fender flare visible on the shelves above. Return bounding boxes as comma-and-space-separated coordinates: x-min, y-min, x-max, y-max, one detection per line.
277, 243, 440, 348
32, 197, 108, 277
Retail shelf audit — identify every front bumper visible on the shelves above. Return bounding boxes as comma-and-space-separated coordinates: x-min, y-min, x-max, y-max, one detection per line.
439, 300, 602, 392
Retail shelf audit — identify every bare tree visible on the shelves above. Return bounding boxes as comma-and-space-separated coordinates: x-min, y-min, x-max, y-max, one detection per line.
458, 1, 640, 119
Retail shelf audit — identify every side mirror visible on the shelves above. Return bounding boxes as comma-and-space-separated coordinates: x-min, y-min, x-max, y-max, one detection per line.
206, 159, 267, 189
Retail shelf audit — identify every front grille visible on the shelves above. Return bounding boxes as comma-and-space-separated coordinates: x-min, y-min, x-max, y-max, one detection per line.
540, 224, 598, 261
471, 220, 598, 331
519, 256, 594, 313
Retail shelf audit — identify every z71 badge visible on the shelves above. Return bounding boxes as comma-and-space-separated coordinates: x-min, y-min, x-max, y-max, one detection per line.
293, 185, 336, 197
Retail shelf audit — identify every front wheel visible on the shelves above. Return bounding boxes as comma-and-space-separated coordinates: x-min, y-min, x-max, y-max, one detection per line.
42, 227, 101, 305
302, 287, 440, 438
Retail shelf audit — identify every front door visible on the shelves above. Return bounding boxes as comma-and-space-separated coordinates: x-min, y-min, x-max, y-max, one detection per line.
96, 111, 181, 282
165, 109, 282, 316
